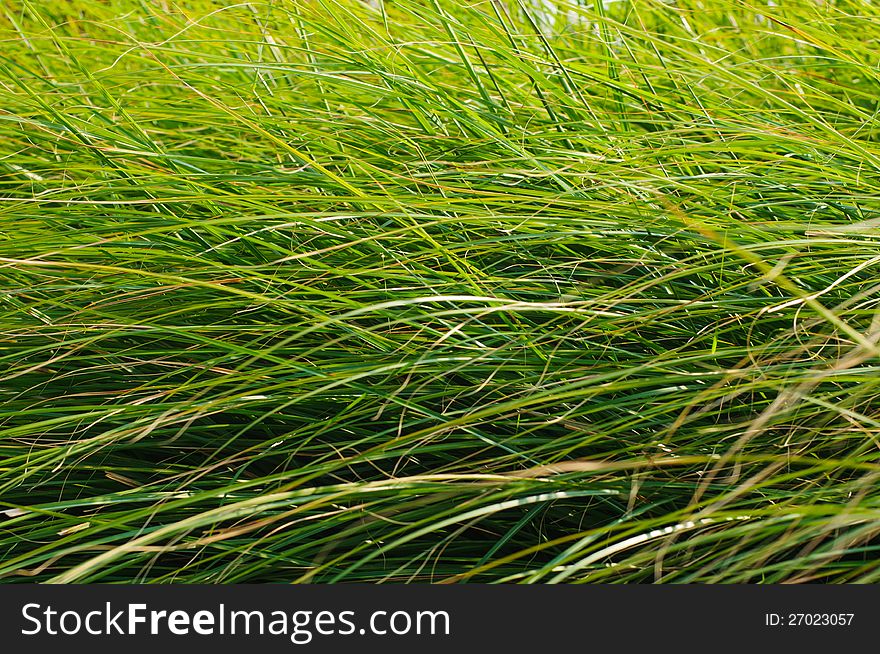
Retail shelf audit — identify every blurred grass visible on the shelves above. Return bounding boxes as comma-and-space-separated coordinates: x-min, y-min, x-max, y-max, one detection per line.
1, 0, 880, 582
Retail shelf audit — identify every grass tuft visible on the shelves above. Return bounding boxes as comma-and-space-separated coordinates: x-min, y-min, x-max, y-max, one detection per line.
2, 0, 880, 583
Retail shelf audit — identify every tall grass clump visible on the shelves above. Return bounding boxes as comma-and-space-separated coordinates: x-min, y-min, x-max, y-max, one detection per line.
1, 0, 880, 583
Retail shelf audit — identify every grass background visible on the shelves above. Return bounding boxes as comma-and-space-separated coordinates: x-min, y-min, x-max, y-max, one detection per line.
1, 0, 880, 582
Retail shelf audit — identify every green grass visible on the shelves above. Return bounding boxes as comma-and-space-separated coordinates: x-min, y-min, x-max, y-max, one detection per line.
1, 0, 880, 583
